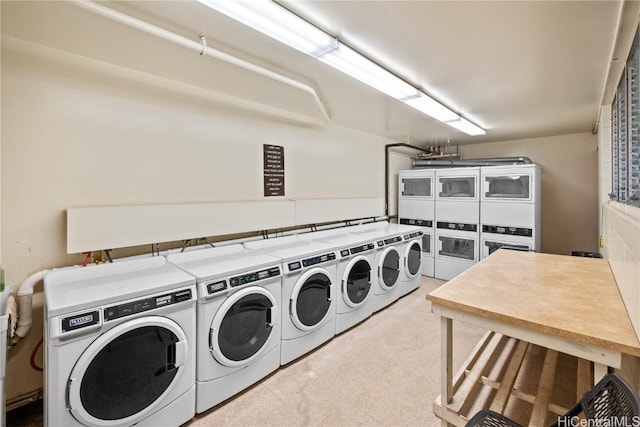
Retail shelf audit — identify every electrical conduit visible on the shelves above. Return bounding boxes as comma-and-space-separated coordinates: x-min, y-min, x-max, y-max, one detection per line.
69, 1, 331, 124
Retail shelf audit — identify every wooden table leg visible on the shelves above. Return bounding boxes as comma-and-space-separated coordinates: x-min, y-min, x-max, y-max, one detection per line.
441, 317, 452, 427
594, 363, 608, 384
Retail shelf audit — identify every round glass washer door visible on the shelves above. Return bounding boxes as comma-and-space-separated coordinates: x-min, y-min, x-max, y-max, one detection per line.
378, 246, 400, 291
404, 240, 422, 278
290, 267, 333, 331
342, 255, 372, 308
210, 286, 277, 368
67, 316, 188, 426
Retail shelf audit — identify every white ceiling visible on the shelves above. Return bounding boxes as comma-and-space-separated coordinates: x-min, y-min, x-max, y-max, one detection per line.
3, 1, 631, 146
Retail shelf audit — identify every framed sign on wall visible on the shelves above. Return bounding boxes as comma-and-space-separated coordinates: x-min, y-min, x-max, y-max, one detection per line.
263, 144, 285, 197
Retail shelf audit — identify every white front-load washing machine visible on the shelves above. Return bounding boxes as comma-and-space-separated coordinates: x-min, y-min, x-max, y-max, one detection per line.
347, 222, 408, 312
377, 223, 423, 297
298, 229, 376, 335
44, 257, 196, 427
243, 236, 338, 365
399, 218, 434, 278
166, 245, 282, 413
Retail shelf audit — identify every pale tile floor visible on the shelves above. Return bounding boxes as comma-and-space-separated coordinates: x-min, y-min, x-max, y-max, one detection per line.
7, 276, 486, 426
185, 277, 485, 427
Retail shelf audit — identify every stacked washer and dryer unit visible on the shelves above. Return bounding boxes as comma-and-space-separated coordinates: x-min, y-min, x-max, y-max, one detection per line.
397, 169, 435, 277
399, 163, 541, 280
480, 164, 541, 257
44, 257, 198, 427
434, 167, 481, 280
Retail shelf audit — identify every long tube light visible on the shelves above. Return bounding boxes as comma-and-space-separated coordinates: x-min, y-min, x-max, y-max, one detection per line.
445, 117, 486, 136
318, 42, 418, 100
404, 92, 459, 123
198, 0, 486, 136
198, 0, 337, 57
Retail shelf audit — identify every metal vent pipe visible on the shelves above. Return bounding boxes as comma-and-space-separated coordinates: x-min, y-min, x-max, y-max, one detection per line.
412, 156, 532, 168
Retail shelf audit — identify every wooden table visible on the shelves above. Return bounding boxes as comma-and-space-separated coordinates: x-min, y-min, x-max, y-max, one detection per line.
427, 249, 640, 426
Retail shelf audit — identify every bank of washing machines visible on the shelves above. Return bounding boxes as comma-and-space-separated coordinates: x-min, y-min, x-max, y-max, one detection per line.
347, 221, 423, 305
434, 167, 480, 280
298, 228, 376, 335
44, 257, 197, 426
243, 236, 338, 365
480, 164, 541, 258
398, 169, 435, 277
347, 222, 405, 312
166, 245, 282, 413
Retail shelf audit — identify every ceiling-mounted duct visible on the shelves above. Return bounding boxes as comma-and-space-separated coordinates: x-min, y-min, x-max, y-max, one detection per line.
412, 156, 533, 168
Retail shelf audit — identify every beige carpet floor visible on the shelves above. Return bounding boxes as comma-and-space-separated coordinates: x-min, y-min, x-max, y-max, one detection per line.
7, 276, 486, 426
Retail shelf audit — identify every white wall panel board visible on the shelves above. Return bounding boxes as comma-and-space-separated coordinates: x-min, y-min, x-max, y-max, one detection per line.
293, 198, 384, 225
67, 201, 295, 253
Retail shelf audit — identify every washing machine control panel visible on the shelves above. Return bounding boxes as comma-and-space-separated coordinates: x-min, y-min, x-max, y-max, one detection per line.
229, 266, 281, 288
379, 236, 402, 247
482, 224, 532, 237
348, 243, 375, 255
103, 288, 193, 321
403, 231, 424, 240
437, 222, 478, 232
288, 252, 336, 271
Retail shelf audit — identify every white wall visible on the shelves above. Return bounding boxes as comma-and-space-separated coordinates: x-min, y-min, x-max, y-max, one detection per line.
1, 6, 398, 402
598, 106, 640, 339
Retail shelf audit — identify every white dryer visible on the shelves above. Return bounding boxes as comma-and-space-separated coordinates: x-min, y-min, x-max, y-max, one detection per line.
166, 245, 282, 413
398, 168, 435, 221
298, 229, 376, 335
480, 164, 541, 258
398, 169, 436, 278
44, 257, 196, 427
435, 222, 479, 280
435, 167, 480, 224
244, 236, 338, 365
480, 228, 534, 259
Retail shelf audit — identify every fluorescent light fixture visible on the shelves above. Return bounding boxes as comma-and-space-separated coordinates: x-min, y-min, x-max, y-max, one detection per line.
317, 42, 419, 100
199, 0, 486, 136
445, 117, 486, 136
404, 92, 459, 122
198, 0, 337, 57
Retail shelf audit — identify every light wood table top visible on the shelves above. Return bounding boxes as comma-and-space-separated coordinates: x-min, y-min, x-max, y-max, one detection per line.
427, 249, 640, 357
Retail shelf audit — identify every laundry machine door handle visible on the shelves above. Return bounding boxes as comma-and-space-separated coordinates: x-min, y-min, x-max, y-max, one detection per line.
173, 340, 187, 369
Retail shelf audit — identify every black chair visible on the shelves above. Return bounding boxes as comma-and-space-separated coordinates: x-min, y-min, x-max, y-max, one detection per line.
466, 373, 640, 427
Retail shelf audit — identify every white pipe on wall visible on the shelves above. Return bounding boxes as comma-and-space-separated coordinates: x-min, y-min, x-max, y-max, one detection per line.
12, 271, 46, 345
69, 0, 331, 124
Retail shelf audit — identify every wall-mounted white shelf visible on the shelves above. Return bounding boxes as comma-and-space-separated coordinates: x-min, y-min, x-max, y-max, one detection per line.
66, 197, 384, 253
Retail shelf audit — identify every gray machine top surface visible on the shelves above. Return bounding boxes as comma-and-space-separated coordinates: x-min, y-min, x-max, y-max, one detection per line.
44, 256, 194, 317
166, 244, 281, 281
243, 235, 336, 262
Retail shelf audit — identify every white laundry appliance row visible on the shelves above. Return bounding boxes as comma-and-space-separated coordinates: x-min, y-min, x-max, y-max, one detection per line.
43, 221, 422, 425
398, 164, 541, 281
